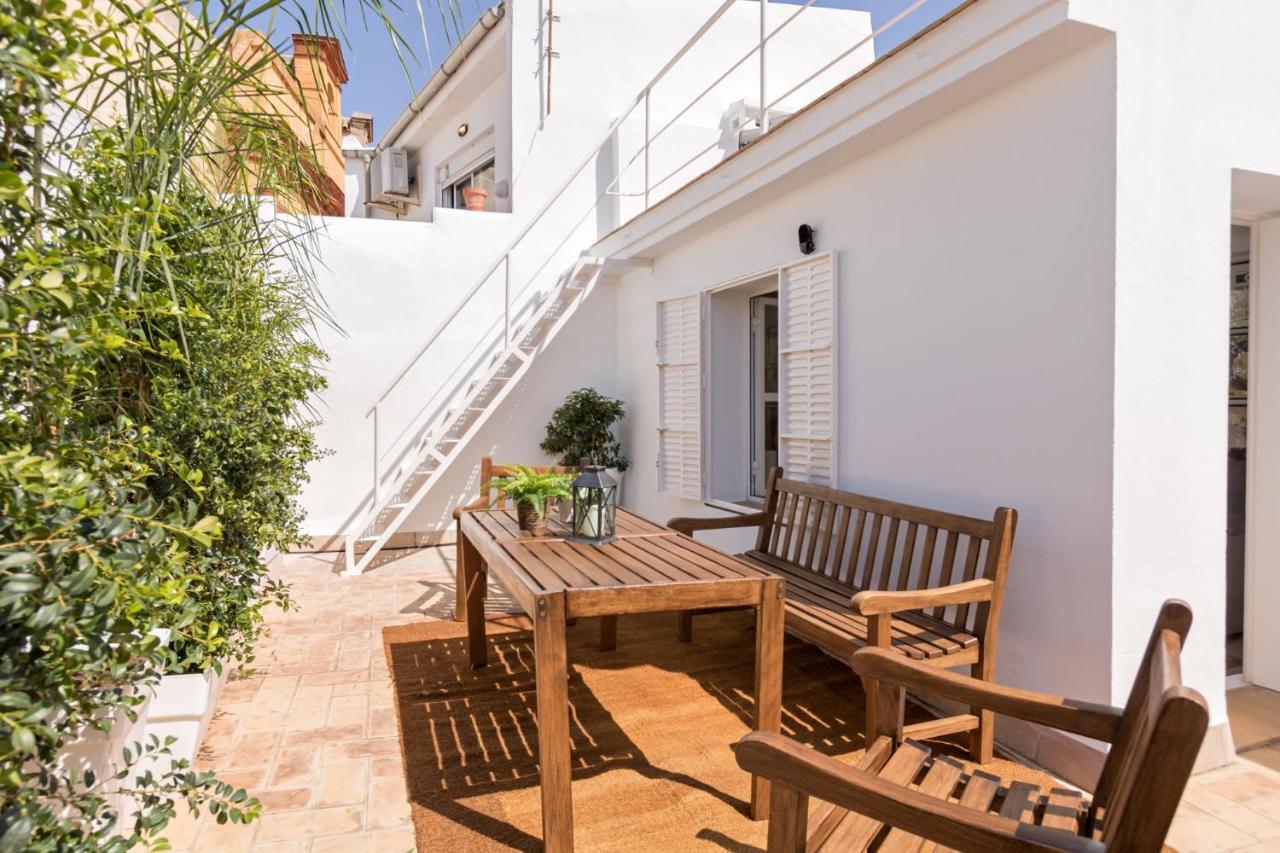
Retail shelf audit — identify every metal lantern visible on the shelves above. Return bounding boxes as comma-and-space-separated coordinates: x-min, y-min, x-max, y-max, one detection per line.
570, 459, 617, 544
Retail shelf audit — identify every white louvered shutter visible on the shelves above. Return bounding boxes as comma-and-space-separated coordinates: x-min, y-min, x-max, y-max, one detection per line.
656, 295, 702, 498
778, 253, 837, 486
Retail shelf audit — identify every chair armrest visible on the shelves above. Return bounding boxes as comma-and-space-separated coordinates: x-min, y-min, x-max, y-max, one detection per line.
452, 494, 491, 520
736, 732, 1103, 853
666, 511, 768, 537
851, 648, 1124, 742
852, 578, 995, 616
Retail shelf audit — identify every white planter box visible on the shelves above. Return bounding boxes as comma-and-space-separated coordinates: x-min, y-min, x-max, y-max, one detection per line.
141, 667, 228, 770
53, 690, 152, 827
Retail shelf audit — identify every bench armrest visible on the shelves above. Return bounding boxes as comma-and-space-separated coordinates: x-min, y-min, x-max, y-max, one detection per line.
851, 648, 1124, 742
736, 732, 1103, 853
667, 511, 768, 537
851, 578, 995, 616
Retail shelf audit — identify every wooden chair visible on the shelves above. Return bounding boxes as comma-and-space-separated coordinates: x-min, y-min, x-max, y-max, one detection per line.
669, 468, 1017, 763
736, 599, 1208, 852
452, 456, 578, 622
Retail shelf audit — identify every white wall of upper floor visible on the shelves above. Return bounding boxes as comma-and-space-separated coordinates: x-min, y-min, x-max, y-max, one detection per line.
351, 0, 872, 231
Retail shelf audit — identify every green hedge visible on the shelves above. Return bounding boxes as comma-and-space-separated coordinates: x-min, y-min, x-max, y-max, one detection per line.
0, 0, 368, 846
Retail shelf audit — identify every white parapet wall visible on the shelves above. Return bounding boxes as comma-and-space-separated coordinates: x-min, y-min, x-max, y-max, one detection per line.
298, 213, 620, 544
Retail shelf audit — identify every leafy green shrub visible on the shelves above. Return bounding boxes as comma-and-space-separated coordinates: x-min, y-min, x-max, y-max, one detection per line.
0, 0, 395, 844
539, 388, 629, 472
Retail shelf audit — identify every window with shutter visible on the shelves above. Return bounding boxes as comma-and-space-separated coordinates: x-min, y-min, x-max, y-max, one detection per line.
778, 253, 837, 486
656, 295, 702, 498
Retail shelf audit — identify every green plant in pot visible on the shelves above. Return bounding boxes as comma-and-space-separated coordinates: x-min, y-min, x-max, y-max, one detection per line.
491, 466, 574, 536
540, 388, 629, 476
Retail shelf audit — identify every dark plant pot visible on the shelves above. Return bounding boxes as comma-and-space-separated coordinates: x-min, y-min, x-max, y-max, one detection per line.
516, 499, 548, 536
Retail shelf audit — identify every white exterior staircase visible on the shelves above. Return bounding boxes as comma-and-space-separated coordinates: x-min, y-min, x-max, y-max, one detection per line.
344, 256, 606, 575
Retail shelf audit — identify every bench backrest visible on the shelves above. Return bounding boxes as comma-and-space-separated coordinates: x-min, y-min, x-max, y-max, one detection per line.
753, 468, 1017, 636
1090, 599, 1208, 851
454, 456, 578, 517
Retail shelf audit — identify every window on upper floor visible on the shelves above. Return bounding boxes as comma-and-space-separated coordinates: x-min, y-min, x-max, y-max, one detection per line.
441, 157, 496, 212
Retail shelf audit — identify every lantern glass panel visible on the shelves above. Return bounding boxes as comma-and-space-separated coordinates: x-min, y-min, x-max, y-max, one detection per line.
570, 467, 618, 543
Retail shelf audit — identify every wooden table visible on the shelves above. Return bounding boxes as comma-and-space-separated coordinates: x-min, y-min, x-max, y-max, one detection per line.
458, 507, 785, 853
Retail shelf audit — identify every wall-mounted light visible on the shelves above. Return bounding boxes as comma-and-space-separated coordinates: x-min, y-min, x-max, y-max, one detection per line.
798, 223, 817, 255
457, 123, 469, 137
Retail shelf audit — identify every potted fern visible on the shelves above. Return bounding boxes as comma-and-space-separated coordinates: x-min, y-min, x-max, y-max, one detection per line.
491, 465, 574, 536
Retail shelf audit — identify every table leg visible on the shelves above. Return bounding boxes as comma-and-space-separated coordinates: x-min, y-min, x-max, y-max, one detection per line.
599, 615, 617, 651
751, 577, 785, 820
535, 593, 573, 852
461, 530, 487, 668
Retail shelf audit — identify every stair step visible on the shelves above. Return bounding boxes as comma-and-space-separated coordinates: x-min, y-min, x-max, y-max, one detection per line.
356, 534, 380, 542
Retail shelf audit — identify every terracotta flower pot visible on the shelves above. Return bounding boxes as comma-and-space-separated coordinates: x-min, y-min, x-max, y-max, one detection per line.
516, 499, 548, 536
462, 187, 489, 211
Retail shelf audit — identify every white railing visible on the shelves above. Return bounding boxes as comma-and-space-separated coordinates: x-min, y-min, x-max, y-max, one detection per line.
360, 0, 929, 518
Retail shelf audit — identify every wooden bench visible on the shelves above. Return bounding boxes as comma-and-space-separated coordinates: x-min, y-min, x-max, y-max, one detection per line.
736, 599, 1208, 852
452, 457, 577, 623
669, 468, 1016, 763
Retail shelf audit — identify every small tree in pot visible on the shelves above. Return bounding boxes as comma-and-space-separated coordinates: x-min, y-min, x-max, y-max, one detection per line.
540, 389, 629, 475
490, 466, 574, 536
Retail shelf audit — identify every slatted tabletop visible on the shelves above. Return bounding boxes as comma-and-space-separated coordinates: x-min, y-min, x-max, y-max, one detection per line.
457, 506, 785, 851
463, 508, 775, 615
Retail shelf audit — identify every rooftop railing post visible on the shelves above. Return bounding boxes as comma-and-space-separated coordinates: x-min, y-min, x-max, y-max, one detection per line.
759, 0, 769, 133
643, 88, 651, 209
372, 406, 380, 504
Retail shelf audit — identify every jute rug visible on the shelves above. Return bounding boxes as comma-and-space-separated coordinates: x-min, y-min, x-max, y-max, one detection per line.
383, 609, 1056, 852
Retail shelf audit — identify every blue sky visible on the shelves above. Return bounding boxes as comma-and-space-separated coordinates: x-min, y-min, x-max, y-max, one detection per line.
330, 0, 966, 143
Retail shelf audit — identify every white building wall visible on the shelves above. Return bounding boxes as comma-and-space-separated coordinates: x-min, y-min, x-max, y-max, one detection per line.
1102, 0, 1280, 735
305, 0, 873, 543
614, 38, 1119, 728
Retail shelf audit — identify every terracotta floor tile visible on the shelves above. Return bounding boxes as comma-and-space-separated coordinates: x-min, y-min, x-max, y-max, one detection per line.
323, 737, 401, 761
255, 788, 313, 813
256, 805, 364, 841
268, 746, 321, 788
281, 724, 365, 748
369, 755, 403, 778
1212, 767, 1280, 804
316, 758, 370, 807
249, 841, 309, 853
367, 776, 411, 829
228, 730, 283, 769
192, 814, 259, 853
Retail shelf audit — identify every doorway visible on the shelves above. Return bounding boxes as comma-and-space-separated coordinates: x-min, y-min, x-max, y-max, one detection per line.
1227, 223, 1250, 683
749, 294, 779, 499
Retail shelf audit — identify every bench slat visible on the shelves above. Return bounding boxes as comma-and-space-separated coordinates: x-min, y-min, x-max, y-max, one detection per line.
741, 552, 978, 661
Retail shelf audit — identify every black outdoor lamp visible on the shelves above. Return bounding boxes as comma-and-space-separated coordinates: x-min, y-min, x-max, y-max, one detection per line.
570, 458, 617, 544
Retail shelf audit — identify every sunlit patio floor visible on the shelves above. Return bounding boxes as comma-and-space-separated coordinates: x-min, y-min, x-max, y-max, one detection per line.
159, 546, 1280, 852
